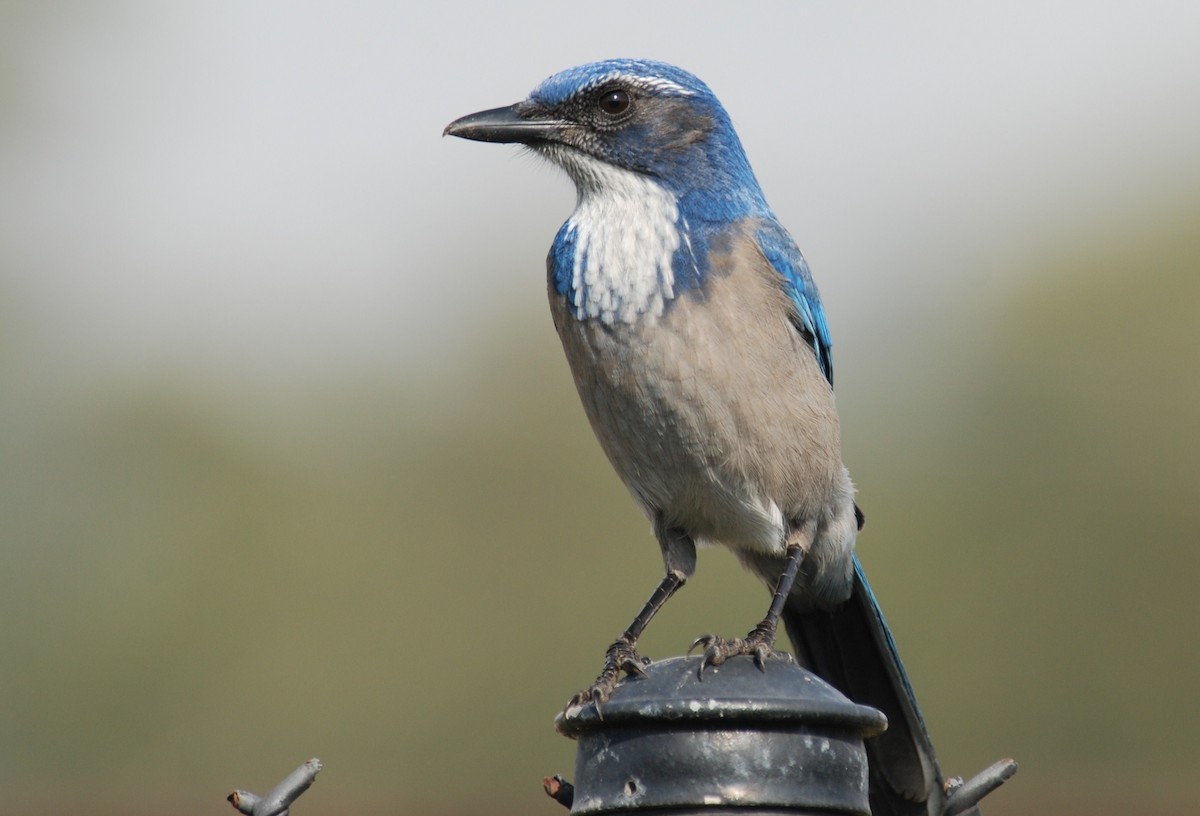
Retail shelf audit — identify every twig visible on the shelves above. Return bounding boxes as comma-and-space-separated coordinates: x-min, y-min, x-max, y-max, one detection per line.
228, 758, 323, 816
543, 774, 574, 809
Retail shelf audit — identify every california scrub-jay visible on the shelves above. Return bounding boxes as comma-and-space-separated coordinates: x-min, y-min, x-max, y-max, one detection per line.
446, 59, 943, 816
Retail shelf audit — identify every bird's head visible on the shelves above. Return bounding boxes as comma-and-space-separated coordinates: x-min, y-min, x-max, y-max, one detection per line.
444, 59, 769, 224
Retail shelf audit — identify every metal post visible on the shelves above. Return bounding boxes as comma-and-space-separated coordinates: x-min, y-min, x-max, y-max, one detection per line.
554, 656, 886, 814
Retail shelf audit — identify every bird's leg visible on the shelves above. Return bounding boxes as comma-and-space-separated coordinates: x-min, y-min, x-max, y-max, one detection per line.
691, 521, 814, 675
566, 570, 686, 710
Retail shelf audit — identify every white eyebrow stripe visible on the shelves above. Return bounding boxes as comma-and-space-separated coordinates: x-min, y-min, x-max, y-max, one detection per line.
584, 71, 695, 97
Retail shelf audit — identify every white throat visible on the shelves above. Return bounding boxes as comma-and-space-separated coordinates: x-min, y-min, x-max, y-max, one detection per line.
551, 149, 682, 325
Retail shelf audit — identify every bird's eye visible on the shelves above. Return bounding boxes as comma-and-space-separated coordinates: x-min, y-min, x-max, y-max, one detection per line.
597, 89, 631, 117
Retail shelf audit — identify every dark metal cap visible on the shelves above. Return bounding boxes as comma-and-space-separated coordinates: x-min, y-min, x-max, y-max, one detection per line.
556, 655, 886, 814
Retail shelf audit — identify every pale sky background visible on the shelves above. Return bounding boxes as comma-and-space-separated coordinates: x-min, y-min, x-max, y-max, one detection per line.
3, 1, 1198, 400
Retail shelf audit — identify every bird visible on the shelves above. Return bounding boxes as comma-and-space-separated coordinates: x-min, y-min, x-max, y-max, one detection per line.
445, 59, 944, 816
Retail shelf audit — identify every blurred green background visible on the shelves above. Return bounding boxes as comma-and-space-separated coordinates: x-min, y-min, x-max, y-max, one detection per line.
2, 3, 1198, 814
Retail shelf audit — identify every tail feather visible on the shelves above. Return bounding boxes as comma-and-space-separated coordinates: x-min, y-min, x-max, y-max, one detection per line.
784, 556, 944, 816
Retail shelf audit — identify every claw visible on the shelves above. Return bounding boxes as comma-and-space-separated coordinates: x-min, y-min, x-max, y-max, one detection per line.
689, 624, 786, 679
621, 657, 648, 677
700, 648, 722, 676
564, 637, 649, 716
591, 687, 610, 719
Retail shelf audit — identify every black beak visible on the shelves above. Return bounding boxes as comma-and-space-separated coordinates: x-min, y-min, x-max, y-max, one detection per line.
443, 103, 563, 144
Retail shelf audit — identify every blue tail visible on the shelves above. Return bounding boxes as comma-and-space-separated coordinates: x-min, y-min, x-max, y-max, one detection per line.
784, 555, 945, 816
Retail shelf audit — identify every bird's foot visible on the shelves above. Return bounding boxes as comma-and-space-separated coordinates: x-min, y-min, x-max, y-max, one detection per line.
689, 620, 791, 677
564, 636, 649, 713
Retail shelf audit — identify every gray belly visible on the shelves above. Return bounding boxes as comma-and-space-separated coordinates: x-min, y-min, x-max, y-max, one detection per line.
548, 250, 847, 558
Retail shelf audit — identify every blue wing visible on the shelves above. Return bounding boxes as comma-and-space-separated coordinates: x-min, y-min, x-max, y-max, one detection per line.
755, 221, 834, 385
